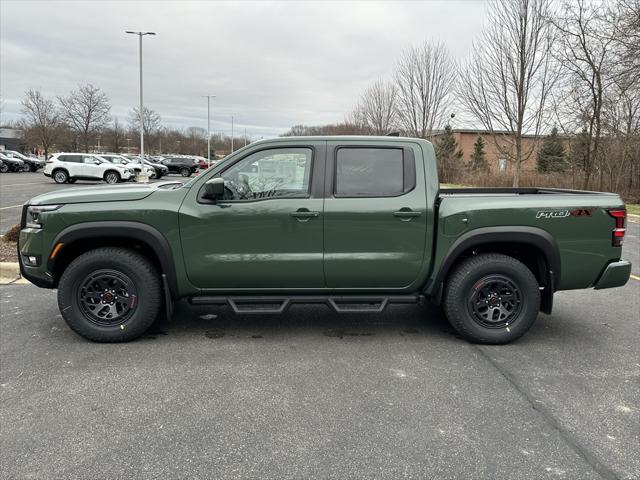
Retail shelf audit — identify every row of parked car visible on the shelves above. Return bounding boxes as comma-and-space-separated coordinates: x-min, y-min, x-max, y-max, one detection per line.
1, 150, 219, 184
0, 150, 46, 173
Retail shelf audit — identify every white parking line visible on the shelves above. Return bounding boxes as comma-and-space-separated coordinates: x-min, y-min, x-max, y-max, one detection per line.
0, 182, 48, 187
0, 204, 22, 210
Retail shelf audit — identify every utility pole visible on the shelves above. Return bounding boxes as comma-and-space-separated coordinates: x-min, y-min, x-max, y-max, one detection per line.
231, 116, 234, 153
125, 30, 156, 158
202, 95, 216, 167
244, 128, 247, 147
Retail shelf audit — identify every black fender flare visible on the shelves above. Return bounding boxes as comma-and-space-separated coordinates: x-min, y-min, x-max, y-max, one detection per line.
49, 221, 178, 298
430, 226, 560, 311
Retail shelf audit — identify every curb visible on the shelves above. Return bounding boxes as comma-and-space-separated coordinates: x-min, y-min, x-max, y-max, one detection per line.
0, 262, 22, 285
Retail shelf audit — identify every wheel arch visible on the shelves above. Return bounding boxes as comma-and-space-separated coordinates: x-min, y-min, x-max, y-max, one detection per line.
48, 221, 178, 298
430, 226, 560, 313
51, 167, 69, 176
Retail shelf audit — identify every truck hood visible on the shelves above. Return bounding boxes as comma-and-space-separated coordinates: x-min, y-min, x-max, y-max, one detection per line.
27, 181, 184, 205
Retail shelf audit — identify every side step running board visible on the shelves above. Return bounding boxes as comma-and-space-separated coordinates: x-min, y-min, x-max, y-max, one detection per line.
189, 295, 420, 314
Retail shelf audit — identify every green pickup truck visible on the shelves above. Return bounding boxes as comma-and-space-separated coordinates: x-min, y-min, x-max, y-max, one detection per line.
18, 136, 631, 344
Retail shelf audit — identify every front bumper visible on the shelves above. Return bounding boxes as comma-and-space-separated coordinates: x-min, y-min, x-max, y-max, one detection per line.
18, 227, 55, 288
593, 260, 632, 290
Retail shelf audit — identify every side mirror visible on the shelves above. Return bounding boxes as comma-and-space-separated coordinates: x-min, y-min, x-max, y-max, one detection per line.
203, 177, 225, 200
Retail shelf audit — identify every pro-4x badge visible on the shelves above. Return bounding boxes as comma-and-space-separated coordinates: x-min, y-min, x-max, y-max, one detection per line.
536, 208, 594, 219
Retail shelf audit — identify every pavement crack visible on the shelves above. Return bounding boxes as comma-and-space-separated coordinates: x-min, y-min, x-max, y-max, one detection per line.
474, 345, 620, 480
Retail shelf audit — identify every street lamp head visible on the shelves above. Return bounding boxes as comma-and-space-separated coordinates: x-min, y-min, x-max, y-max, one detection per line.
125, 31, 157, 36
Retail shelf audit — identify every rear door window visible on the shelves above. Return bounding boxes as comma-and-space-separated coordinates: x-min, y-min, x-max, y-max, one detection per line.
335, 147, 413, 197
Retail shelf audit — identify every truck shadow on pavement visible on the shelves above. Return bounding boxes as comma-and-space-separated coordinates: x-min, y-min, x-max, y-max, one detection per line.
143, 299, 464, 343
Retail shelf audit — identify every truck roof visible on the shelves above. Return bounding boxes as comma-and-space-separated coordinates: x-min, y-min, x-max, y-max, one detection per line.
253, 135, 433, 145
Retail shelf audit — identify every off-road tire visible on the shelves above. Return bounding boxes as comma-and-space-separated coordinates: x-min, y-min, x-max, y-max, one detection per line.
104, 171, 120, 184
443, 253, 540, 344
53, 169, 69, 184
58, 247, 162, 342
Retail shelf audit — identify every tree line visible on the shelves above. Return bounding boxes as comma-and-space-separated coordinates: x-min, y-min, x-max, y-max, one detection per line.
16, 84, 248, 159
283, 0, 639, 199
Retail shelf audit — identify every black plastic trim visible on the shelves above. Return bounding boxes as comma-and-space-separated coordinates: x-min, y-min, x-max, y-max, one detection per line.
48, 221, 179, 297
431, 226, 561, 304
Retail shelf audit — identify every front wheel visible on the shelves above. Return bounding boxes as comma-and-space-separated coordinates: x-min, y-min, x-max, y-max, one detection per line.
0, 163, 8, 173
57, 247, 162, 342
180, 167, 191, 177
104, 171, 120, 184
443, 253, 540, 344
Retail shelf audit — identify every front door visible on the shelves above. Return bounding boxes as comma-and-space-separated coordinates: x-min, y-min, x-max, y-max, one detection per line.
82, 155, 104, 179
323, 141, 428, 289
180, 142, 325, 290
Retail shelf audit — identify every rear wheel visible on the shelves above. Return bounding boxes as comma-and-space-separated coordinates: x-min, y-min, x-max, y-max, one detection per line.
180, 167, 191, 177
104, 171, 120, 184
22, 164, 31, 172
57, 247, 162, 342
0, 163, 8, 173
53, 169, 69, 184
443, 253, 540, 344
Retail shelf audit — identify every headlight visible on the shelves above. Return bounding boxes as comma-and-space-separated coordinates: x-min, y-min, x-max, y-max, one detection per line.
26, 205, 62, 229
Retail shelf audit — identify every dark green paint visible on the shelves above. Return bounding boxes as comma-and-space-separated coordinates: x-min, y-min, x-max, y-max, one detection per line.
19, 136, 630, 298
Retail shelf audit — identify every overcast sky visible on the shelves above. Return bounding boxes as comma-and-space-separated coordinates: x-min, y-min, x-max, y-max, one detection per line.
1, 0, 487, 138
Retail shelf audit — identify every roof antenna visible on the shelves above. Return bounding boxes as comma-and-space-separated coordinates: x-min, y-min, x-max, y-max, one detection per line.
386, 131, 400, 137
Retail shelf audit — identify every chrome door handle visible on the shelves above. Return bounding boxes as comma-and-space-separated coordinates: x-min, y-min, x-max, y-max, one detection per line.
393, 209, 422, 221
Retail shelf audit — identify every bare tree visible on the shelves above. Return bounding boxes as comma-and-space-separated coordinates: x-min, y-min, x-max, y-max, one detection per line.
58, 84, 111, 152
129, 106, 161, 136
552, 0, 617, 190
108, 117, 124, 153
394, 41, 455, 139
459, 0, 556, 186
20, 89, 60, 158
355, 79, 398, 135
608, 0, 640, 85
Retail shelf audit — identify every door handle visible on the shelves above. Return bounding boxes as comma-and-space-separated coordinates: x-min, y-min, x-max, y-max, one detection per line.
291, 208, 319, 221
393, 209, 422, 221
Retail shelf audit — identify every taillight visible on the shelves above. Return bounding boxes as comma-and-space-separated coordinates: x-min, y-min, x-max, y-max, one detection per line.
607, 209, 626, 247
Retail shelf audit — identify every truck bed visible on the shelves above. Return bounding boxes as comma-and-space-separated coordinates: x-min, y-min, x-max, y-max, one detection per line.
438, 187, 614, 196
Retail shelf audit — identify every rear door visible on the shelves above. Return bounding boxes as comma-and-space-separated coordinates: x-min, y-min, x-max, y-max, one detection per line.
324, 141, 427, 289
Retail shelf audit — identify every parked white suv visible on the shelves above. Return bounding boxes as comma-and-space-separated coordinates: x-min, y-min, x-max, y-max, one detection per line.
99, 154, 156, 178
44, 153, 135, 184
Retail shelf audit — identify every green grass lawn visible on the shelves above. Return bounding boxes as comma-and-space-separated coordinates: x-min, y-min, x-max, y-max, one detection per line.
627, 204, 640, 216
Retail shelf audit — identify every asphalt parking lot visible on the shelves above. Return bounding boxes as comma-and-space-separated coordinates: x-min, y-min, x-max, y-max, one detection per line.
1, 172, 639, 479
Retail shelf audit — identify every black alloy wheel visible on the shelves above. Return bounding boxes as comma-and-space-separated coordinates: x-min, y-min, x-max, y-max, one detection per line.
77, 269, 138, 326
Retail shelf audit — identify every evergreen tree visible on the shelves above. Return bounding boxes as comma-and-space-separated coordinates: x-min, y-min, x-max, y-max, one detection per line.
435, 125, 463, 182
537, 127, 566, 172
468, 135, 488, 172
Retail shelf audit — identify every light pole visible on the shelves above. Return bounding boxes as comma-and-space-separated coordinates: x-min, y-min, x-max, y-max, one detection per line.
202, 95, 216, 167
125, 30, 156, 158
231, 115, 234, 153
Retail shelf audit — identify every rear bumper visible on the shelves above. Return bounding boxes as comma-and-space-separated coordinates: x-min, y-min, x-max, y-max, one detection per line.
593, 260, 632, 290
